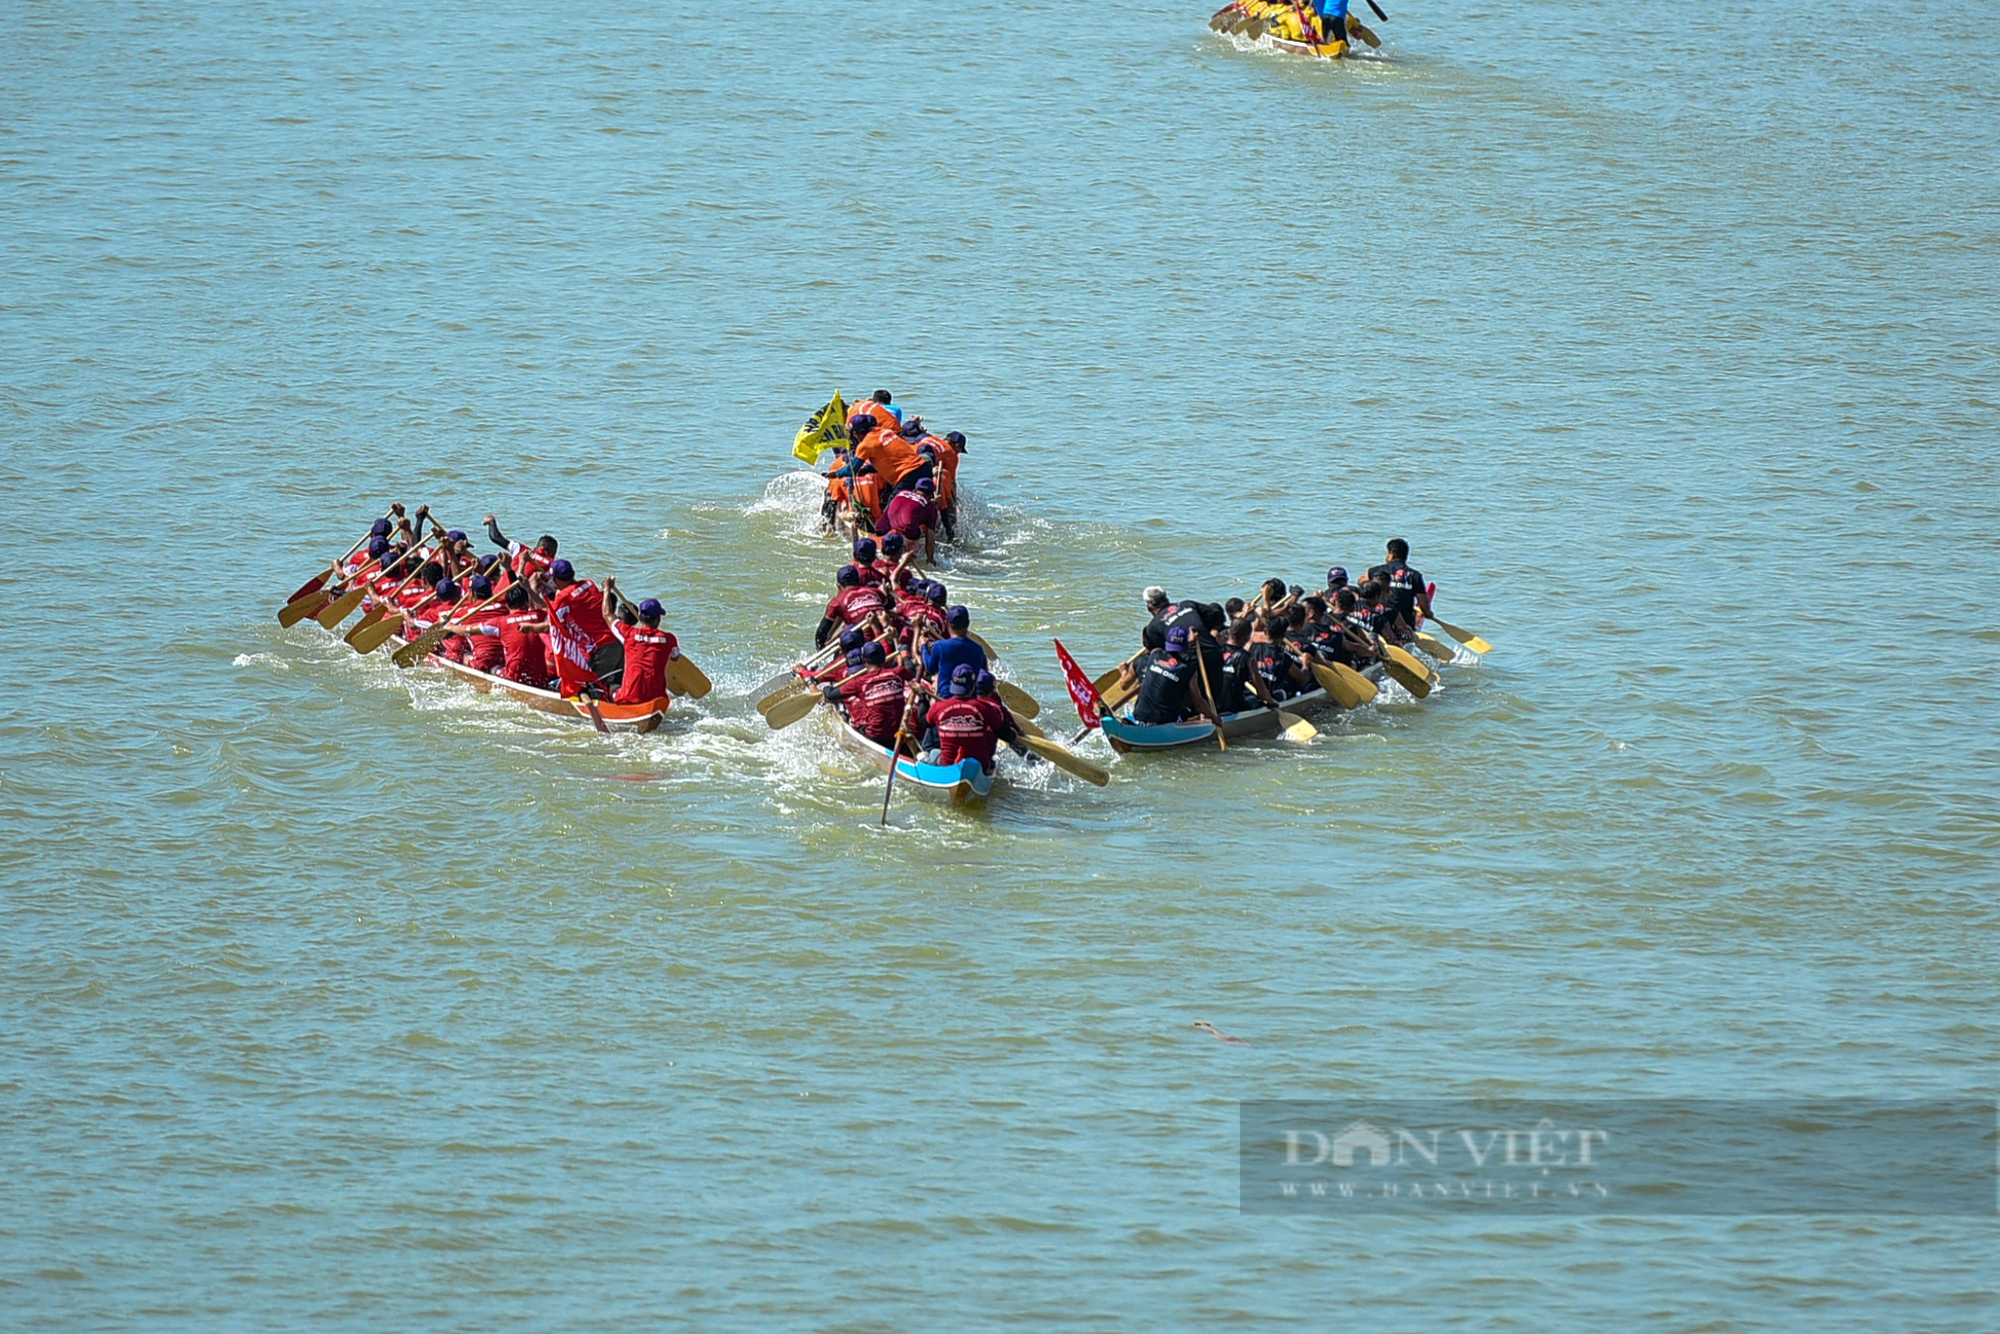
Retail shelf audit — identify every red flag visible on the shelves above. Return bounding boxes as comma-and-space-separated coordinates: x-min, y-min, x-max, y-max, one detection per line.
547, 602, 604, 698
1053, 638, 1103, 731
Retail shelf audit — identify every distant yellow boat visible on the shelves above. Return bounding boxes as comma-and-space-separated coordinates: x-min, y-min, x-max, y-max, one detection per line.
1207, 2, 1377, 59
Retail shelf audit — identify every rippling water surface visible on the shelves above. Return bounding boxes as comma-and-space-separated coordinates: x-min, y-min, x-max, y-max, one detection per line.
4, 1, 1998, 1328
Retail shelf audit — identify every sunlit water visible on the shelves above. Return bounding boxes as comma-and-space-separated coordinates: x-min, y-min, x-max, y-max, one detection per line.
4, 0, 1997, 1328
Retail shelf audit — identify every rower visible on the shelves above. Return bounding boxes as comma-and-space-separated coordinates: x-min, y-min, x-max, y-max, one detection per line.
1121, 626, 1213, 725
972, 670, 1032, 759
605, 592, 678, 705
1214, 618, 1257, 715
1366, 538, 1434, 638
1322, 565, 1351, 602
547, 558, 623, 681
484, 516, 558, 581
822, 640, 914, 750
1249, 616, 1312, 700
920, 604, 987, 687
456, 574, 507, 673
922, 664, 1004, 774
815, 565, 890, 648
883, 477, 940, 564
851, 536, 882, 585
1314, 0, 1351, 45
1332, 588, 1385, 664
496, 585, 553, 687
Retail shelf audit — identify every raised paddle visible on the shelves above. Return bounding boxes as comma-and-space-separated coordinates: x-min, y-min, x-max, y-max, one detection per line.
1092, 654, 1139, 698
755, 644, 839, 710
1428, 613, 1492, 655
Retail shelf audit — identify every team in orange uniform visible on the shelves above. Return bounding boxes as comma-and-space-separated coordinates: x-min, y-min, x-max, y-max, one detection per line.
818, 388, 968, 551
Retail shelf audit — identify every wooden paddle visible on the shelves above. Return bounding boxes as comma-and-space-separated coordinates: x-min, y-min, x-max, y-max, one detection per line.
1018, 732, 1110, 787
1374, 639, 1432, 699
1191, 638, 1227, 752
583, 695, 611, 736
1092, 654, 1139, 697
755, 644, 839, 711
1310, 660, 1365, 709
764, 685, 829, 731
348, 539, 446, 656
995, 681, 1040, 719
603, 578, 712, 699
344, 521, 445, 645
312, 583, 369, 629
1350, 19, 1381, 48
1429, 613, 1492, 655
1413, 630, 1457, 664
391, 582, 508, 668
880, 684, 920, 825
278, 505, 401, 618
1365, 0, 1387, 21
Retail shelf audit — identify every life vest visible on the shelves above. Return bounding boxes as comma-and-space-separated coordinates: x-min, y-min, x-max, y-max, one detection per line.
914, 434, 957, 508
850, 472, 886, 529
857, 433, 925, 487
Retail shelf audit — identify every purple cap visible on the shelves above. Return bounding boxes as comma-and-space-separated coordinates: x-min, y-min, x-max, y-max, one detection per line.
945, 430, 966, 450
975, 669, 996, 694
1327, 566, 1349, 585
947, 604, 970, 627
639, 597, 663, 619
846, 648, 866, 669
446, 529, 466, 543
851, 414, 877, 436
901, 416, 923, 437
371, 518, 392, 536
861, 640, 887, 665
949, 664, 978, 696
926, 581, 947, 604
881, 533, 906, 554
468, 574, 493, 597
853, 537, 877, 561
549, 558, 574, 581
836, 564, 860, 587
368, 536, 390, 557
1165, 626, 1192, 651
839, 627, 865, 651
435, 578, 461, 600
915, 478, 935, 493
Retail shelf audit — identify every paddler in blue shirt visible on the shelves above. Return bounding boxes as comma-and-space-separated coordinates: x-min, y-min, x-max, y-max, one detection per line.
1316, 0, 1350, 44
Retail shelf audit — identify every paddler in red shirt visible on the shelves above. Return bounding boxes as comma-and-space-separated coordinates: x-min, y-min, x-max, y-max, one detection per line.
822, 640, 913, 749
602, 581, 679, 706
814, 565, 890, 649
484, 514, 558, 582
545, 558, 622, 681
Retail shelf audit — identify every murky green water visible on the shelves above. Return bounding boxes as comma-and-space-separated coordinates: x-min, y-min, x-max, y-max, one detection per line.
4, 0, 1997, 1327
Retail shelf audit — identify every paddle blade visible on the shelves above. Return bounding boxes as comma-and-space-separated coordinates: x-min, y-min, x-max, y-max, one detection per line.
1413, 631, 1457, 664
1352, 20, 1380, 47
1332, 663, 1378, 704
1279, 711, 1318, 742
1091, 666, 1122, 695
1308, 662, 1355, 709
1433, 616, 1492, 654
1101, 675, 1139, 712
347, 615, 402, 656
1382, 657, 1431, 699
758, 682, 809, 716
995, 681, 1040, 719
285, 572, 330, 605
764, 690, 822, 730
1383, 642, 1438, 685
1022, 735, 1110, 787
391, 624, 448, 668
313, 587, 366, 629
666, 654, 712, 700
585, 697, 611, 735
342, 605, 387, 645
277, 591, 332, 628
967, 630, 995, 657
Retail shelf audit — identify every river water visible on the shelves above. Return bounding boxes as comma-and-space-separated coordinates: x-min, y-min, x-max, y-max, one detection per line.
4, 0, 1998, 1328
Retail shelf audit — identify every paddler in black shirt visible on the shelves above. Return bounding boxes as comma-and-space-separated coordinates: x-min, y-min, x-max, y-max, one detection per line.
1366, 538, 1434, 641
1249, 616, 1313, 701
1120, 626, 1215, 725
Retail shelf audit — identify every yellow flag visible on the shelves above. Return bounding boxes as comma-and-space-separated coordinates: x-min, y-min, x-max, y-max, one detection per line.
792, 391, 848, 466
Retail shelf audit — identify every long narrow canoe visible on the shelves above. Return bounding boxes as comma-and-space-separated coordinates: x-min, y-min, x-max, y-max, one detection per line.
1099, 685, 1338, 754
391, 636, 670, 733
829, 711, 995, 804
